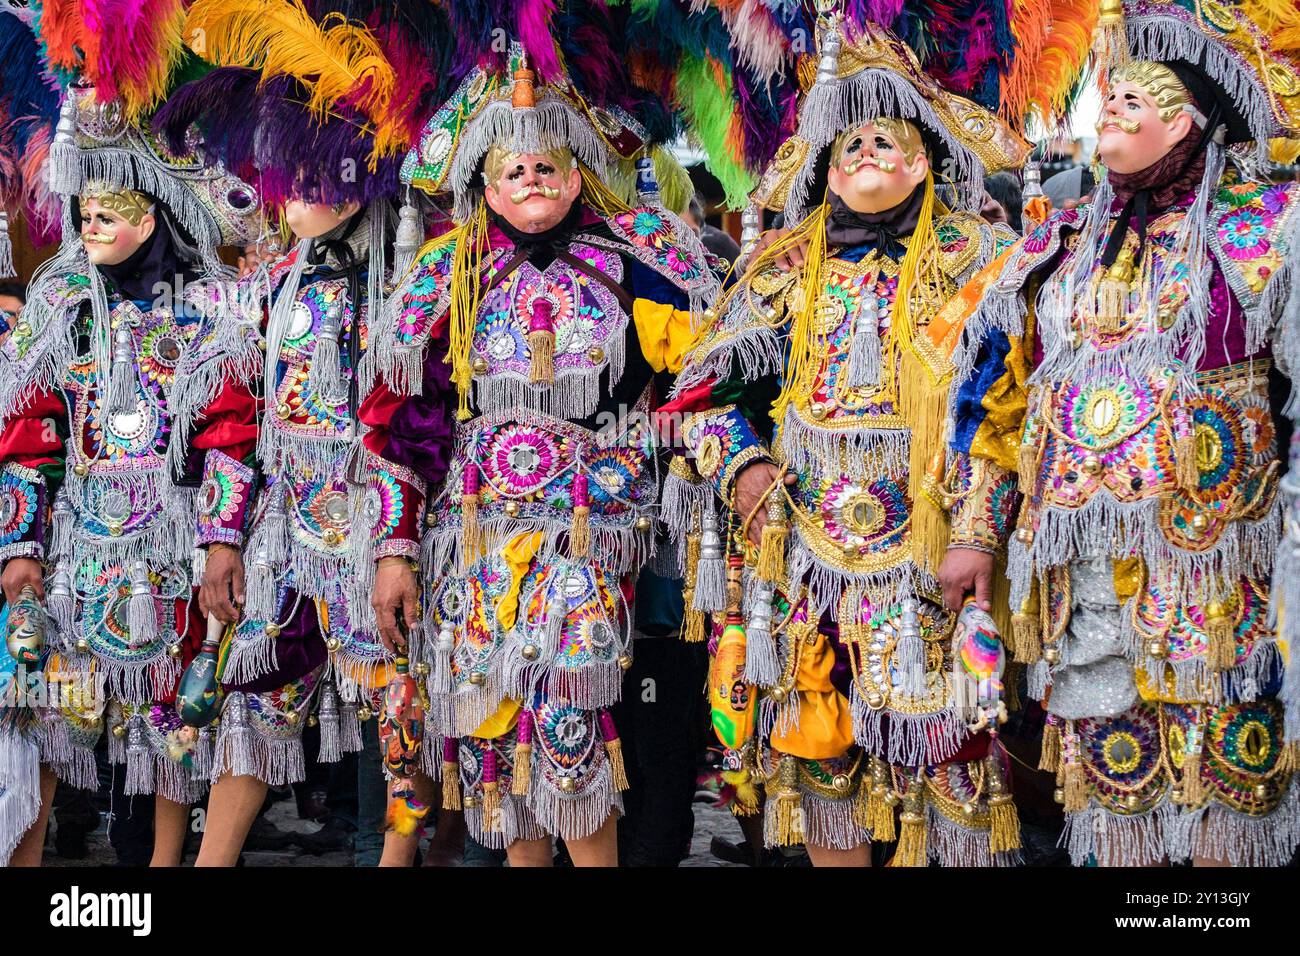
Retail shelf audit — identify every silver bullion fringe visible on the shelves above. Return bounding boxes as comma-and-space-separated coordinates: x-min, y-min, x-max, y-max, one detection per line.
670, 307, 784, 396
527, 759, 623, 843
851, 694, 967, 767
926, 804, 1022, 867
766, 790, 870, 852
122, 744, 204, 804
1168, 776, 1300, 867
0, 726, 42, 866
1061, 793, 1178, 866
463, 795, 546, 849
787, 530, 939, 621
776, 405, 911, 481
209, 694, 307, 787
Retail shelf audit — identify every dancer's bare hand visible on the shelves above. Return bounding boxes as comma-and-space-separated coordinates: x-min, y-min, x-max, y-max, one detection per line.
373, 557, 419, 652
938, 547, 995, 612
1, 557, 44, 605
200, 544, 246, 624
733, 462, 797, 549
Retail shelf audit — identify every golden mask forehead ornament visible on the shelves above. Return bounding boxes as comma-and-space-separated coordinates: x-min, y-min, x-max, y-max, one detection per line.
81, 184, 155, 226
830, 118, 925, 168
482, 146, 578, 186
1109, 61, 1205, 127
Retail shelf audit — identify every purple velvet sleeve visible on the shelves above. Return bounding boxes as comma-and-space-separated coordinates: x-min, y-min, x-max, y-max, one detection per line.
379, 326, 457, 489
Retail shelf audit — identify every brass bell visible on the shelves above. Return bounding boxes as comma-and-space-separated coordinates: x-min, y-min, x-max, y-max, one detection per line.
883, 790, 901, 807
471, 356, 489, 374
468, 671, 486, 686
867, 692, 884, 708
521, 643, 540, 661
414, 662, 431, 677
962, 801, 976, 817
426, 511, 438, 527
1053, 787, 1065, 804
617, 653, 633, 671
809, 402, 828, 421
108, 523, 123, 537
76, 638, 91, 653
1147, 639, 1168, 659
1171, 788, 1184, 804
326, 637, 342, 653
832, 773, 851, 794
1124, 794, 1140, 810
503, 500, 521, 517
1254, 783, 1269, 801
307, 714, 319, 728
463, 795, 480, 810
843, 541, 859, 557
265, 623, 281, 638
285, 711, 300, 726
1081, 454, 1103, 476
1044, 646, 1061, 665
322, 528, 341, 547
14, 321, 31, 337
87, 715, 103, 730
356, 706, 373, 721
559, 776, 576, 793
167, 643, 182, 658
73, 463, 89, 477
588, 346, 606, 363
1015, 527, 1034, 545
769, 686, 787, 704
276, 403, 292, 420
111, 724, 127, 739
1190, 513, 1209, 534
634, 516, 653, 532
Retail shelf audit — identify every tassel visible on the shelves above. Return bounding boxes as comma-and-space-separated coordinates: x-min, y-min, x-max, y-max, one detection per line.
681, 522, 706, 641
431, 622, 454, 695
48, 93, 82, 196
1017, 438, 1040, 495
1274, 741, 1300, 774
985, 751, 1021, 854
1175, 432, 1201, 494
894, 599, 928, 700
481, 747, 501, 831
683, 608, 706, 643
1061, 760, 1088, 813
844, 293, 882, 387
47, 562, 75, 635
311, 302, 346, 402
866, 757, 896, 842
744, 578, 780, 687
692, 508, 726, 612
460, 466, 481, 568
0, 211, 14, 279
385, 786, 429, 837
512, 711, 533, 797
108, 326, 139, 417
127, 561, 158, 648
599, 710, 629, 791
527, 298, 555, 384
755, 494, 788, 584
1203, 601, 1237, 672
1039, 715, 1062, 772
1094, 247, 1134, 333
570, 473, 591, 558
544, 589, 568, 652
245, 544, 277, 620
1011, 596, 1042, 665
440, 736, 462, 810
390, 199, 422, 283
124, 720, 154, 793
263, 489, 289, 566
894, 775, 927, 867
1180, 713, 1206, 805
318, 682, 342, 763
773, 754, 802, 846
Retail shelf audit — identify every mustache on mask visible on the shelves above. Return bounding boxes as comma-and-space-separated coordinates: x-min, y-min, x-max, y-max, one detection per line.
82, 232, 117, 245
844, 156, 897, 176
1097, 116, 1141, 135
510, 184, 561, 204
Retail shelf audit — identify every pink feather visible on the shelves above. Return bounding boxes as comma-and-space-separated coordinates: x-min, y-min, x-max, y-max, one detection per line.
516, 0, 562, 82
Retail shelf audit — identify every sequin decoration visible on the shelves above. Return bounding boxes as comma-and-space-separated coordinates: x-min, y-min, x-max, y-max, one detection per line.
1076, 702, 1166, 814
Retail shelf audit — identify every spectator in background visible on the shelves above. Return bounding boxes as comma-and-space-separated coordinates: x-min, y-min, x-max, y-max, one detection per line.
0, 281, 25, 342
682, 194, 741, 265
1041, 164, 1096, 212
981, 171, 1023, 233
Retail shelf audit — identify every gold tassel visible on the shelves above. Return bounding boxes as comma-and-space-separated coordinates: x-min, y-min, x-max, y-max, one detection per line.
461, 493, 480, 562
1094, 247, 1134, 333
773, 754, 802, 847
1274, 741, 1300, 775
985, 754, 1021, 854
1062, 761, 1088, 813
1180, 750, 1205, 806
481, 780, 501, 831
441, 761, 462, 811
1012, 605, 1042, 664
756, 515, 788, 583
1203, 601, 1237, 672
605, 737, 630, 792
894, 794, 928, 867
1018, 437, 1040, 495
866, 758, 896, 842
511, 742, 532, 797
1039, 721, 1062, 773
528, 326, 555, 384
569, 505, 590, 558
682, 607, 706, 643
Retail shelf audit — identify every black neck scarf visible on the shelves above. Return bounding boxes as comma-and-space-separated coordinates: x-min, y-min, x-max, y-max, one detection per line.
825, 186, 924, 254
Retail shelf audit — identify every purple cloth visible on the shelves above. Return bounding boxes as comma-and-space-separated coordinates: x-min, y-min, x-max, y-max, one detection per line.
225, 590, 327, 693
381, 324, 457, 488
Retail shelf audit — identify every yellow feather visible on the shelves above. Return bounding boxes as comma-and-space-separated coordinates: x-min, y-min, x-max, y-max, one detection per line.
185, 0, 403, 157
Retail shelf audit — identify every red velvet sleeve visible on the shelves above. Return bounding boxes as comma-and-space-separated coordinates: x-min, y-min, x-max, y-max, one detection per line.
190, 378, 260, 463
0, 388, 65, 470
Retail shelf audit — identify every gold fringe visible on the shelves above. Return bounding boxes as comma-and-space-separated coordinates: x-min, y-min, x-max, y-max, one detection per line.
682, 528, 703, 640
569, 505, 590, 558
511, 743, 532, 797
1204, 610, 1237, 672
1039, 722, 1062, 773
441, 761, 462, 811
1181, 750, 1205, 806
755, 519, 788, 583
866, 758, 897, 842
773, 755, 802, 846
989, 794, 1021, 854
528, 327, 555, 384
894, 809, 927, 867
449, 203, 490, 421
1094, 247, 1133, 333
1012, 584, 1042, 664
1276, 741, 1300, 775
1017, 438, 1040, 495
461, 493, 480, 564
1175, 432, 1201, 494
605, 737, 630, 792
